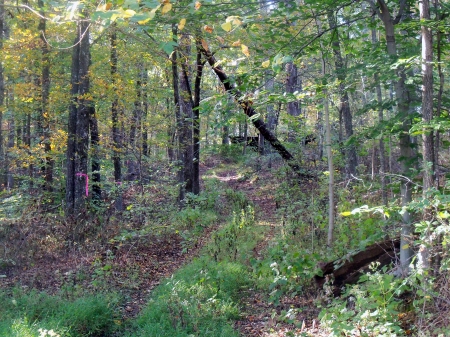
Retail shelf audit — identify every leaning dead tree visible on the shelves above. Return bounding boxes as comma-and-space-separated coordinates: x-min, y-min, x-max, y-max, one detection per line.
199, 40, 310, 177
315, 238, 400, 295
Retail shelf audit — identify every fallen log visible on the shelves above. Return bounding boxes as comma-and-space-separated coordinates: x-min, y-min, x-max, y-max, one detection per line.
198, 40, 312, 178
315, 238, 400, 295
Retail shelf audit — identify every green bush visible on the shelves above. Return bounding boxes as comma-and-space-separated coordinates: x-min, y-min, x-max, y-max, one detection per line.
320, 264, 408, 336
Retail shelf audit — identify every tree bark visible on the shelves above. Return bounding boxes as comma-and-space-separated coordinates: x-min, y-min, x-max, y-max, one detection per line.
418, 0, 433, 272
193, 36, 205, 195
37, 0, 53, 192
74, 17, 91, 213
369, 0, 413, 274
170, 25, 185, 204
327, 11, 357, 177
434, 0, 443, 189
66, 17, 91, 214
127, 63, 143, 181
90, 106, 101, 201
285, 62, 301, 142
65, 29, 80, 214
421, 0, 434, 193
179, 33, 194, 197
0, 0, 6, 189
199, 41, 309, 177
110, 26, 123, 211
372, 27, 388, 205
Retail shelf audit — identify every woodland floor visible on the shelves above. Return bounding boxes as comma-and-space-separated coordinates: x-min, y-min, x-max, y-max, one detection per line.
0, 157, 330, 336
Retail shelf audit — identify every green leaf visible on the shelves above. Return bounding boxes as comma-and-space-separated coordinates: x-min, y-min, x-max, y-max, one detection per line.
161, 41, 178, 55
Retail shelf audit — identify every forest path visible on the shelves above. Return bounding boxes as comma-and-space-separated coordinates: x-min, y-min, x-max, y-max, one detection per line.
213, 165, 327, 337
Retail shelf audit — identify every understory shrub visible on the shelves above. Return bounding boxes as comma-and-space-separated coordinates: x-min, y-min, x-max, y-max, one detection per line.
320, 264, 408, 336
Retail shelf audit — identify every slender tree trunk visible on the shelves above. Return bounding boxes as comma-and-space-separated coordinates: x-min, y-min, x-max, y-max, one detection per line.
372, 27, 388, 205
193, 37, 205, 195
128, 64, 143, 181
0, 0, 4, 189
66, 17, 91, 214
110, 27, 123, 211
38, 0, 53, 191
325, 90, 334, 247
328, 11, 357, 177
421, 0, 434, 192
285, 62, 300, 142
6, 115, 14, 190
434, 0, 443, 189
74, 17, 91, 213
90, 106, 101, 201
418, 0, 433, 271
142, 68, 149, 157
66, 26, 81, 214
370, 0, 413, 274
179, 33, 194, 197
170, 25, 184, 204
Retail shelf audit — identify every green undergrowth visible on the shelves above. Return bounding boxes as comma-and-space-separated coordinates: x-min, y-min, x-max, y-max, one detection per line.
124, 189, 265, 337
0, 289, 120, 337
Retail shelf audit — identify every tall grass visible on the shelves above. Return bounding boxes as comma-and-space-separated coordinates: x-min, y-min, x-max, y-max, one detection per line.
0, 289, 119, 337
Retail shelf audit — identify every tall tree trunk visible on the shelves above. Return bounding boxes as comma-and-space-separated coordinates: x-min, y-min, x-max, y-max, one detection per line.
418, 0, 433, 272
128, 64, 143, 181
74, 17, 91, 213
66, 17, 91, 214
369, 0, 413, 274
328, 11, 357, 177
110, 27, 123, 211
434, 0, 443, 189
372, 27, 388, 205
170, 25, 184, 204
179, 33, 194, 197
142, 68, 149, 157
90, 106, 101, 201
421, 0, 434, 192
193, 36, 205, 195
6, 114, 14, 190
0, 0, 6, 189
285, 62, 301, 142
66, 27, 81, 214
38, 0, 53, 191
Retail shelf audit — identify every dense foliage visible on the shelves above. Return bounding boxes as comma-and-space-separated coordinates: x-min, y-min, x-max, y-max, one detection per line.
1, 0, 450, 336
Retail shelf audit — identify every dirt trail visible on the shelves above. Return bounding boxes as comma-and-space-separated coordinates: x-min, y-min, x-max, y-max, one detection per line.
215, 168, 327, 337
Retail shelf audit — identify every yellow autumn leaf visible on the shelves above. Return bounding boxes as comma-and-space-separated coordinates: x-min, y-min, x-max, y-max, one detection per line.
241, 44, 250, 57
203, 25, 213, 33
195, 1, 201, 9
138, 6, 158, 23
232, 40, 241, 47
123, 9, 136, 18
161, 2, 172, 14
402, 244, 410, 250
138, 16, 153, 24
232, 18, 242, 26
221, 21, 232, 32
262, 60, 270, 68
97, 3, 112, 11
178, 18, 186, 30
340, 211, 352, 216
